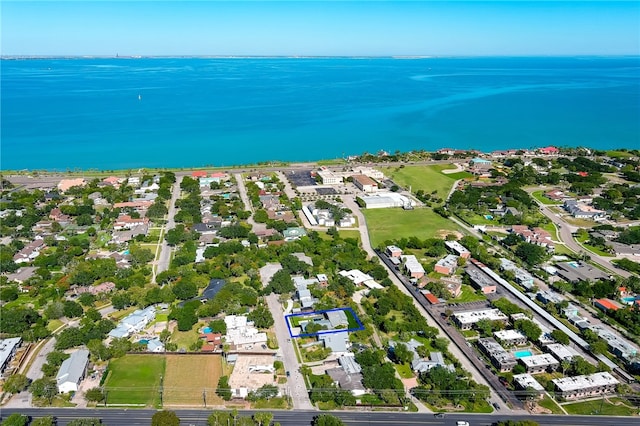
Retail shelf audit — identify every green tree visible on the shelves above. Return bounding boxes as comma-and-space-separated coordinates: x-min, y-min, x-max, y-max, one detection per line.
63, 300, 84, 318
85, 387, 106, 402
392, 343, 414, 365
265, 269, 294, 294
550, 329, 570, 345
30, 377, 58, 403
253, 412, 273, 426
151, 410, 180, 426
312, 414, 346, 426
0, 413, 28, 426
247, 304, 274, 329
30, 417, 56, 426
216, 376, 232, 401
515, 242, 548, 266
514, 319, 542, 342
2, 373, 30, 394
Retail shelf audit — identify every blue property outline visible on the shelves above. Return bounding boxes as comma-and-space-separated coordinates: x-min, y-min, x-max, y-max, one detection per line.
285, 307, 365, 338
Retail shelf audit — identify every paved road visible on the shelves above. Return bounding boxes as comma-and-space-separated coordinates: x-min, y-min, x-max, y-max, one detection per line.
265, 294, 314, 410
155, 175, 182, 279
3, 408, 639, 426
234, 172, 258, 232
341, 195, 376, 258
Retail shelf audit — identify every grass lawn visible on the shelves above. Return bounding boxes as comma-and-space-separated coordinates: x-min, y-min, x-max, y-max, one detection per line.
108, 306, 138, 322
251, 396, 290, 409
458, 211, 497, 226
338, 229, 362, 242
531, 190, 562, 205
171, 323, 202, 351
581, 243, 615, 258
538, 395, 564, 414
606, 150, 633, 158
104, 354, 165, 406
163, 354, 224, 406
395, 363, 414, 379
363, 208, 463, 247
450, 285, 487, 304
563, 397, 637, 416
553, 244, 574, 255
382, 164, 462, 199
46, 319, 64, 333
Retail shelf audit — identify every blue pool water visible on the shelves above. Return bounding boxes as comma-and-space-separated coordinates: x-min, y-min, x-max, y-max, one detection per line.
202, 327, 212, 333
622, 296, 640, 304
138, 339, 149, 345
484, 215, 493, 220
122, 250, 130, 255
514, 350, 532, 358
567, 261, 579, 268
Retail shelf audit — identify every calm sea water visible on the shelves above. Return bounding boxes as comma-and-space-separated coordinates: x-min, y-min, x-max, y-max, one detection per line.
2, 57, 639, 170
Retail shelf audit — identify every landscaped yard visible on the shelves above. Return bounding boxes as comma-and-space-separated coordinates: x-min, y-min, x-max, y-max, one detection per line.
395, 363, 414, 379
537, 395, 564, 414
163, 354, 224, 406
383, 164, 469, 199
531, 190, 562, 205
562, 397, 638, 416
363, 208, 463, 247
46, 319, 64, 333
104, 354, 165, 406
450, 285, 487, 304
171, 322, 203, 351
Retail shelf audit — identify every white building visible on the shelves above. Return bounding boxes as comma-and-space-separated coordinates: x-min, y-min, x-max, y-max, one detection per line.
552, 372, 618, 400
0, 337, 22, 378
224, 315, 267, 349
453, 309, 509, 330
518, 354, 559, 374
56, 349, 90, 393
494, 329, 528, 346
108, 306, 156, 339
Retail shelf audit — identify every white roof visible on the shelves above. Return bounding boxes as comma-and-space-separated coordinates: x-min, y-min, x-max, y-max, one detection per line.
402, 255, 425, 274
513, 373, 544, 391
454, 309, 508, 325
553, 372, 618, 392
0, 337, 22, 370
494, 329, 527, 341
519, 354, 559, 367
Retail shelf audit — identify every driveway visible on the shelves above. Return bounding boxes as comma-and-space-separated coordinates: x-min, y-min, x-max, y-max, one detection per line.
265, 294, 314, 410
155, 175, 182, 279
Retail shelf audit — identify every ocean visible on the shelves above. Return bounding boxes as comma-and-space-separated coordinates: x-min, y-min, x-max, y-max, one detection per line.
1, 56, 639, 171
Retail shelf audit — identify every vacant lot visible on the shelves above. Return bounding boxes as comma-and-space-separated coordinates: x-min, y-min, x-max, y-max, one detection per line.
363, 208, 463, 247
104, 354, 165, 406
383, 164, 470, 199
163, 354, 224, 407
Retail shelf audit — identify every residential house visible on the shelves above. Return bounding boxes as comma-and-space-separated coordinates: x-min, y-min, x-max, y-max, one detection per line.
513, 374, 544, 398
385, 245, 403, 258
441, 276, 463, 298
224, 315, 267, 349
13, 239, 46, 264
338, 269, 383, 290
563, 200, 606, 220
465, 260, 498, 294
319, 333, 349, 353
113, 215, 149, 230
538, 146, 559, 155
594, 298, 622, 312
545, 343, 580, 362
326, 354, 366, 396
108, 306, 156, 339
147, 338, 165, 353
56, 349, 90, 393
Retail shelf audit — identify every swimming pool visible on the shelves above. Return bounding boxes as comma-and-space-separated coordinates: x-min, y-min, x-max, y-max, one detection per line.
138, 339, 149, 345
622, 296, 640, 304
567, 261, 579, 268
514, 350, 532, 358
202, 327, 212, 333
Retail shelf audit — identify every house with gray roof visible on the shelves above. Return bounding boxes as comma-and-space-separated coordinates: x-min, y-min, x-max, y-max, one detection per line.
56, 349, 90, 393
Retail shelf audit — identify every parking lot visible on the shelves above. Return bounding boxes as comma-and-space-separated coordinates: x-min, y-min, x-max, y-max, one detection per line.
285, 170, 316, 187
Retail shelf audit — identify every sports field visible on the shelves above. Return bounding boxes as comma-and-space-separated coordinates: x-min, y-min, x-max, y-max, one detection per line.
163, 354, 224, 406
104, 354, 165, 406
383, 164, 471, 199
363, 208, 463, 247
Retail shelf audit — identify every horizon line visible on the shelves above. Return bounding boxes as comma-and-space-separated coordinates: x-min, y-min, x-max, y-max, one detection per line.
3, 54, 640, 60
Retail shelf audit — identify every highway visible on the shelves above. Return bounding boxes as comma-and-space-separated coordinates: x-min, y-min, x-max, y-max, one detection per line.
2, 408, 639, 426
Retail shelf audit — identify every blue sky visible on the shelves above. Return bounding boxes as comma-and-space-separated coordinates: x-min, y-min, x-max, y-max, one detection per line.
2, 1, 639, 56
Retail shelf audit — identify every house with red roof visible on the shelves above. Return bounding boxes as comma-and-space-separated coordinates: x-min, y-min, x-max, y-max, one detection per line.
539, 146, 559, 155
594, 298, 621, 312
192, 171, 208, 178
423, 292, 441, 305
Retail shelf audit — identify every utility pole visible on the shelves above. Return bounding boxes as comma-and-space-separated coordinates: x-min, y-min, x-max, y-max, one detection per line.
203, 389, 207, 408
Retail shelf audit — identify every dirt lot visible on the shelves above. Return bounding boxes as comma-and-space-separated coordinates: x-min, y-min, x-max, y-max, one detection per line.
228, 355, 277, 393
163, 354, 224, 407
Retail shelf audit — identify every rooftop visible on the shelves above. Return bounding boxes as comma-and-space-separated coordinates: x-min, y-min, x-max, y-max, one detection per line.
552, 372, 618, 392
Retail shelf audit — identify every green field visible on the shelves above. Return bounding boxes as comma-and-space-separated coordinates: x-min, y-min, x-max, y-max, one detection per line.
104, 355, 165, 406
563, 397, 638, 416
531, 190, 563, 205
363, 208, 463, 247
383, 164, 468, 199
606, 150, 633, 158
